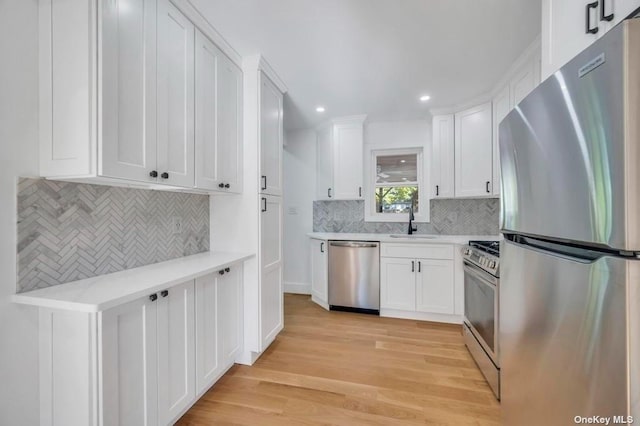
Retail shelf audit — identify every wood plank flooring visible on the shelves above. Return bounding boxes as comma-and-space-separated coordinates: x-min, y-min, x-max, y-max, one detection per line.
177, 294, 501, 425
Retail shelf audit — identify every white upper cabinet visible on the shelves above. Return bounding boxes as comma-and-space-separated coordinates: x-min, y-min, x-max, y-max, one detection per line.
454, 103, 493, 197
259, 73, 284, 196
194, 30, 243, 192
100, 0, 157, 183
492, 86, 510, 197
316, 125, 334, 200
156, 0, 195, 188
541, 0, 640, 79
315, 116, 366, 201
39, 0, 242, 193
431, 114, 455, 199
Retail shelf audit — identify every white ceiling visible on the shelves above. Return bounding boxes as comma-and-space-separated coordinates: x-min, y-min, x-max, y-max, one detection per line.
190, 0, 541, 130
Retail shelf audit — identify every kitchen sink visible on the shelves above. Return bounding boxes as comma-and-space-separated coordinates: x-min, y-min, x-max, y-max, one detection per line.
388, 234, 437, 239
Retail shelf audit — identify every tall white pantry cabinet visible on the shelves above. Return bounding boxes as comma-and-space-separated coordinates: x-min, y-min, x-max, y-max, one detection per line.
210, 55, 287, 365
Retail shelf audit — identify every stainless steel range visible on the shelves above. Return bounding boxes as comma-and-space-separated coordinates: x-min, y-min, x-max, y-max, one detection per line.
461, 240, 500, 399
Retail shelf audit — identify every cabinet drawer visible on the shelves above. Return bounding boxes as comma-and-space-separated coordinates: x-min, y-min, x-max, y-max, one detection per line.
381, 243, 454, 260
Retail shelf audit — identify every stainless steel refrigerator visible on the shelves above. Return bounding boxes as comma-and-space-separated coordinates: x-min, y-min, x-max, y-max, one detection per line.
499, 18, 640, 425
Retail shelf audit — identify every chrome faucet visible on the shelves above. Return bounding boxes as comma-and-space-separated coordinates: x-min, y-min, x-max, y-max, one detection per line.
408, 206, 417, 235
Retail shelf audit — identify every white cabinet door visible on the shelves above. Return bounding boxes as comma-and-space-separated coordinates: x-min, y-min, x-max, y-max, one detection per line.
218, 265, 242, 367
316, 125, 334, 200
510, 62, 539, 108
310, 239, 328, 304
333, 122, 363, 199
415, 259, 455, 315
156, 0, 195, 188
194, 32, 243, 193
260, 195, 283, 349
542, 0, 600, 79
259, 73, 283, 196
195, 273, 221, 395
380, 257, 416, 311
492, 86, 510, 197
194, 30, 221, 191
157, 280, 196, 425
431, 114, 455, 198
454, 103, 493, 197
101, 296, 158, 426
100, 0, 157, 183
216, 54, 243, 193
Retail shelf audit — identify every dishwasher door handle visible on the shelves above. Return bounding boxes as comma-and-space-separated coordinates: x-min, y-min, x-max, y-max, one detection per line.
329, 241, 378, 248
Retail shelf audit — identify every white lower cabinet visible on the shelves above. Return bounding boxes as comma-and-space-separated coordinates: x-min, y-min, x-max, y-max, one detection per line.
156, 281, 196, 424
39, 266, 245, 426
380, 243, 457, 322
310, 238, 328, 308
102, 280, 196, 426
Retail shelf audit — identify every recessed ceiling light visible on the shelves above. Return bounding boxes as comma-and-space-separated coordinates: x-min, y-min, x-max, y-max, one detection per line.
316, 106, 325, 113
419, 95, 431, 102
400, 160, 406, 163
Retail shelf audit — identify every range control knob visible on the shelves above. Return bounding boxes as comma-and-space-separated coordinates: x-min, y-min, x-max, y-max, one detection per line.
489, 260, 497, 269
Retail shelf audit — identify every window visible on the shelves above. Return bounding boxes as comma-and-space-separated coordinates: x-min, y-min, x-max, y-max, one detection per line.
365, 148, 428, 222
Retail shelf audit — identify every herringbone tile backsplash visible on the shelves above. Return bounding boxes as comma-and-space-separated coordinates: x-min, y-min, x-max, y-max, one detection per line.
313, 199, 499, 235
17, 178, 209, 293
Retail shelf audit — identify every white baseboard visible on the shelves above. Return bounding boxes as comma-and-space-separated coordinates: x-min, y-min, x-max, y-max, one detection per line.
380, 309, 463, 325
283, 281, 311, 295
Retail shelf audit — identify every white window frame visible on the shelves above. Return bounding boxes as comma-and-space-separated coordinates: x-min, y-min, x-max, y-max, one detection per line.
364, 147, 430, 223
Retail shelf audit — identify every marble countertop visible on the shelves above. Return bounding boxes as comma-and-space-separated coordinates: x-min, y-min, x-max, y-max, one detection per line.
12, 251, 254, 313
307, 232, 501, 245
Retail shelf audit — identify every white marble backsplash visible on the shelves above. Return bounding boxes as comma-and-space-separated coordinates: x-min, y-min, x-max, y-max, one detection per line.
17, 178, 210, 293
313, 199, 499, 235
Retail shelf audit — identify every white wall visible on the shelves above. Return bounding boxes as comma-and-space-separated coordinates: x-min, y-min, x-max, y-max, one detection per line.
0, 0, 41, 424
282, 129, 316, 294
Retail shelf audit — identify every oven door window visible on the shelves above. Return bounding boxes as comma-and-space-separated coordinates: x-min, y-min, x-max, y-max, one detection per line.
464, 265, 496, 354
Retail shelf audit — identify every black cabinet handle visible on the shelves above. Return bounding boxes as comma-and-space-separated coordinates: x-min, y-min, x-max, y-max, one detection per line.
486, 181, 490, 193
161, 290, 168, 298
418, 261, 421, 273
358, 187, 362, 197
320, 242, 324, 253
149, 170, 158, 178
586, 1, 599, 34
224, 183, 230, 188
261, 175, 267, 190
411, 261, 415, 273
218, 183, 225, 188
219, 270, 225, 275
261, 197, 267, 212
600, 0, 614, 21
161, 172, 169, 179
149, 293, 158, 302
436, 185, 439, 196
328, 188, 332, 198
225, 267, 230, 273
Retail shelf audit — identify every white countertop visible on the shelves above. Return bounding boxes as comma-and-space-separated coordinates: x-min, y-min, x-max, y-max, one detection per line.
307, 232, 501, 245
12, 251, 254, 313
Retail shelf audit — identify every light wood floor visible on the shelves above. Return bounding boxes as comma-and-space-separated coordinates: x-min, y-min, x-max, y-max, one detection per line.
177, 294, 501, 425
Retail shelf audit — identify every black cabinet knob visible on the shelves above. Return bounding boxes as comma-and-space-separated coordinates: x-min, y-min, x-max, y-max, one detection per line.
225, 267, 230, 273
219, 270, 225, 275
161, 290, 168, 298
161, 172, 169, 179
149, 293, 158, 302
149, 170, 158, 178
224, 183, 230, 188
218, 183, 225, 188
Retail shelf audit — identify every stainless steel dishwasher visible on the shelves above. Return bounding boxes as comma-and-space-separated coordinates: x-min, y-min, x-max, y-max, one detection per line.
328, 241, 380, 314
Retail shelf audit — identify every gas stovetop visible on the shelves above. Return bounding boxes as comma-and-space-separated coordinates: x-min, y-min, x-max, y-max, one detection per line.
463, 240, 500, 277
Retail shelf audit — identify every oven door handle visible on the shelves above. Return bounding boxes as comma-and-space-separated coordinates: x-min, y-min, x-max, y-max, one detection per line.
463, 261, 498, 287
